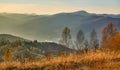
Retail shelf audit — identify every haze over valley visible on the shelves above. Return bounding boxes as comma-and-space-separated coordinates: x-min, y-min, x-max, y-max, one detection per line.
0, 11, 120, 42
0, 0, 120, 70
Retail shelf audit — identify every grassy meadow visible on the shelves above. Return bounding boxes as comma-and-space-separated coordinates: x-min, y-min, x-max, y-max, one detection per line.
0, 50, 119, 70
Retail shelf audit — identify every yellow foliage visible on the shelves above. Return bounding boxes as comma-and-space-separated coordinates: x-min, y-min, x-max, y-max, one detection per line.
104, 32, 120, 51
2, 47, 13, 61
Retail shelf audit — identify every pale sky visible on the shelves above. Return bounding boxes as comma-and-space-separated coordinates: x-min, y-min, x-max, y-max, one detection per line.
0, 0, 120, 14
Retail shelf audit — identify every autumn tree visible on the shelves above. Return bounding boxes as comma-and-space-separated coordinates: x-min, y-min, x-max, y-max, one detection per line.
102, 22, 119, 48
90, 29, 99, 51
2, 47, 13, 61
105, 32, 120, 51
76, 29, 85, 50
59, 27, 72, 48
102, 22, 118, 43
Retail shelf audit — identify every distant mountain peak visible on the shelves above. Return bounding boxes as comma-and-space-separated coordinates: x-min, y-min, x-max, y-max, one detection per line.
54, 10, 90, 16
75, 10, 88, 13
72, 10, 91, 16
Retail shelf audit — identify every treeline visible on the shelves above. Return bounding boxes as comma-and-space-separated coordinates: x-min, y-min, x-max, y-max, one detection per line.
59, 22, 120, 52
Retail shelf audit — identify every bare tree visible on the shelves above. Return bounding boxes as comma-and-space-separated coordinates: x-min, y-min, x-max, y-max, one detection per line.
90, 29, 99, 52
59, 27, 72, 48
84, 40, 89, 53
76, 29, 85, 50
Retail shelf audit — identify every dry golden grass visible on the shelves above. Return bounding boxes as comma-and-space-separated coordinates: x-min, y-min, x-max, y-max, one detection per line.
0, 50, 120, 70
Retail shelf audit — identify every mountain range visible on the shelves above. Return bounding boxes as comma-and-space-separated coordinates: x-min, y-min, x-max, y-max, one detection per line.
0, 10, 120, 42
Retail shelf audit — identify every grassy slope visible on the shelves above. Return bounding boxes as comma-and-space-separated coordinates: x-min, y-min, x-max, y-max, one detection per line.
0, 51, 120, 70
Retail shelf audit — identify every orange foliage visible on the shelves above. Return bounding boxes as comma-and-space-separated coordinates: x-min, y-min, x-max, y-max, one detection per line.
102, 22, 118, 44
104, 32, 120, 51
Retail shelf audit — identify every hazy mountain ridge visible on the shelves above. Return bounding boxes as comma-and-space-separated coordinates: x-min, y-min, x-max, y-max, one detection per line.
0, 34, 27, 41
0, 11, 120, 41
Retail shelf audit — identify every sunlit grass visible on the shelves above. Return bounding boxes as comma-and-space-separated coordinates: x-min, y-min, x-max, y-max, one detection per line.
0, 50, 120, 70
